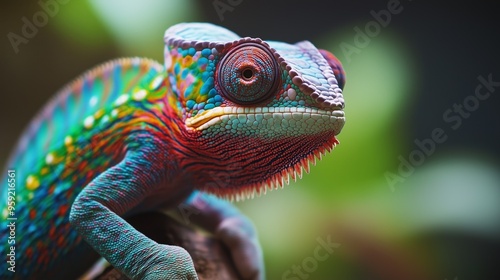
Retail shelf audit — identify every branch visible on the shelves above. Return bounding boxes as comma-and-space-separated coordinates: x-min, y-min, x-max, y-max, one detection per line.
95, 212, 241, 280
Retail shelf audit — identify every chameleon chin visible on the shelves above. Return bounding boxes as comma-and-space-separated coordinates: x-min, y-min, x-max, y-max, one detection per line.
1, 22, 345, 280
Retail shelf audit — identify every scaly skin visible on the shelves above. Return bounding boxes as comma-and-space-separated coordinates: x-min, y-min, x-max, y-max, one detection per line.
0, 23, 346, 279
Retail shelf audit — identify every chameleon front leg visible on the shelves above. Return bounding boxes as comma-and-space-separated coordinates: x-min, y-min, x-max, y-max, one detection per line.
69, 148, 198, 280
178, 191, 265, 280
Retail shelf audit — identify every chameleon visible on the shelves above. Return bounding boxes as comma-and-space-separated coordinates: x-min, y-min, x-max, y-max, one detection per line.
0, 22, 346, 279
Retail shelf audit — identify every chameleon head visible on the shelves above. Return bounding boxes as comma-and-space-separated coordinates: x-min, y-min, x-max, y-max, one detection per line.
164, 23, 346, 199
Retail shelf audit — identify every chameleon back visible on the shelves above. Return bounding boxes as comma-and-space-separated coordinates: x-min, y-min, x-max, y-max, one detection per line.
0, 58, 165, 278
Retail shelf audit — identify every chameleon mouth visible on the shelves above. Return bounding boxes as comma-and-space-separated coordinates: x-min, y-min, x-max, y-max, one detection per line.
185, 106, 345, 134
186, 106, 344, 201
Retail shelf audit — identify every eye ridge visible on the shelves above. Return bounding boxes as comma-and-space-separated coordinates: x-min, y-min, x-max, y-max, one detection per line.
217, 42, 280, 105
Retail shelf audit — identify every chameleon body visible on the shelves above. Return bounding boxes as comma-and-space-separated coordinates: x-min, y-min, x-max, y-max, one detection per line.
0, 23, 345, 279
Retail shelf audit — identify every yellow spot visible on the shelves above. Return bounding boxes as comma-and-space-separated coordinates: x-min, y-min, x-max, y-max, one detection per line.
2, 208, 7, 219
65, 135, 73, 146
40, 167, 49, 175
66, 145, 75, 153
132, 89, 148, 101
84, 116, 95, 129
45, 152, 62, 165
26, 175, 40, 190
94, 109, 105, 120
115, 94, 129, 106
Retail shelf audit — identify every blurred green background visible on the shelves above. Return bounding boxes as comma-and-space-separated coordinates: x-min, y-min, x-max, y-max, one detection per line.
1, 0, 499, 279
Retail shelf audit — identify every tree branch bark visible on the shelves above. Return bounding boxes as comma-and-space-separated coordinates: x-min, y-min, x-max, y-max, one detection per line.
95, 212, 241, 280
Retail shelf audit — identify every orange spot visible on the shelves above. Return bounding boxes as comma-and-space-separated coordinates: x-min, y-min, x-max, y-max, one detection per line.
26, 247, 33, 258
58, 205, 68, 216
66, 189, 73, 199
63, 223, 70, 230
40, 167, 49, 175
29, 209, 36, 220
39, 251, 49, 265
79, 160, 88, 171
183, 56, 193, 65
49, 227, 56, 238
57, 236, 65, 247
62, 168, 73, 178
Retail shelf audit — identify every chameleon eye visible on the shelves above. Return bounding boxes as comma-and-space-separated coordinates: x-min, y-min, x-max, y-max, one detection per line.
217, 42, 280, 105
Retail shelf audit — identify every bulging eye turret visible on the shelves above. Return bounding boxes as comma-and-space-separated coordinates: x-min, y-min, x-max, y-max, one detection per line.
217, 42, 280, 105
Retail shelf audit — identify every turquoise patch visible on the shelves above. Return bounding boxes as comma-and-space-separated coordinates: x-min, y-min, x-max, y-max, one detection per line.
201, 49, 211, 57
188, 47, 196, 56
174, 63, 180, 75
198, 57, 208, 67
181, 68, 189, 79
200, 77, 214, 95
208, 88, 217, 98
186, 100, 195, 109
184, 84, 194, 98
